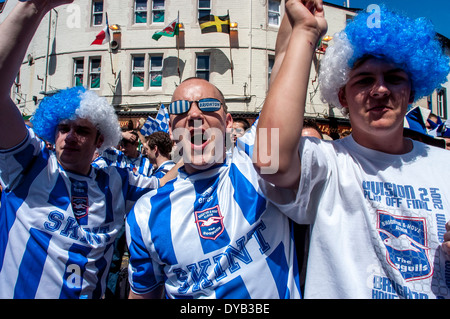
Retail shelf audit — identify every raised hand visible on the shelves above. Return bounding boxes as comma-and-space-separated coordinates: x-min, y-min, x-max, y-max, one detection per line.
285, 0, 327, 39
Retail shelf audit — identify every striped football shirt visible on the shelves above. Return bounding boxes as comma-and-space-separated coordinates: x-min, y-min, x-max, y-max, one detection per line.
0, 128, 159, 299
92, 148, 154, 176
126, 147, 301, 299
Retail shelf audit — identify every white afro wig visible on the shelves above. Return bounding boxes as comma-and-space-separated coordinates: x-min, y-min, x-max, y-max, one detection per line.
318, 32, 354, 115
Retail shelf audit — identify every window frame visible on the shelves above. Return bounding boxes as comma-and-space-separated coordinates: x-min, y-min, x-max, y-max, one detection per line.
92, 0, 104, 26
268, 0, 281, 27
131, 55, 146, 89
196, 54, 210, 81
152, 0, 165, 24
198, 0, 211, 20
437, 88, 448, 119
134, 0, 148, 24
89, 57, 102, 90
73, 58, 85, 87
149, 55, 164, 88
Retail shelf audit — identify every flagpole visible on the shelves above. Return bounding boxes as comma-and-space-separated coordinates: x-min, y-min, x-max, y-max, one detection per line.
176, 11, 181, 82
228, 10, 234, 84
106, 12, 116, 77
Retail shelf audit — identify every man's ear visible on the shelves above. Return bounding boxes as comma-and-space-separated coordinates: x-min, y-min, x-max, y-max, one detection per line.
96, 134, 104, 149
338, 87, 348, 108
169, 118, 174, 141
225, 113, 233, 131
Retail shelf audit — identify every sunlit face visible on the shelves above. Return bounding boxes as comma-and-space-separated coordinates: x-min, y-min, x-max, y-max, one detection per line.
119, 139, 138, 158
339, 57, 414, 146
54, 118, 103, 175
144, 142, 158, 164
169, 78, 233, 174
231, 122, 246, 142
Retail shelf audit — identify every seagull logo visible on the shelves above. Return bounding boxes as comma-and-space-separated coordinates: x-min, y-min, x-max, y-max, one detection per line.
378, 229, 430, 254
377, 210, 433, 282
197, 216, 223, 227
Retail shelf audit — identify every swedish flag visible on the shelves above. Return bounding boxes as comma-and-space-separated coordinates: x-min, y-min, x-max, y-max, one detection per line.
199, 14, 230, 34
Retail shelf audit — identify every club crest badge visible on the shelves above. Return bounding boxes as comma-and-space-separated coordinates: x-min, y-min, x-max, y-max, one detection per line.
376, 210, 433, 282
70, 179, 89, 225
195, 205, 224, 240
72, 196, 89, 219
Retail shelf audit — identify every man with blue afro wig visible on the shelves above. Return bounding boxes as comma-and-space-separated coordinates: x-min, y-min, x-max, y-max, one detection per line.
255, 0, 450, 298
0, 0, 177, 299
31, 86, 122, 153
319, 4, 450, 115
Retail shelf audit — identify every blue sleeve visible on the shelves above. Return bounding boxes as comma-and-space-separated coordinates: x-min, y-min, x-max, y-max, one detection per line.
0, 128, 46, 190
126, 204, 164, 294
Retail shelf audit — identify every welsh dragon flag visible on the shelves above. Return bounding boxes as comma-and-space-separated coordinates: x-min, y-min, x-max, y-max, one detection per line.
152, 18, 179, 41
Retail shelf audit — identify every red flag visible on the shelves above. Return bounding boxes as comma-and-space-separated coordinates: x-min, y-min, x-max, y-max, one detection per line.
91, 16, 110, 45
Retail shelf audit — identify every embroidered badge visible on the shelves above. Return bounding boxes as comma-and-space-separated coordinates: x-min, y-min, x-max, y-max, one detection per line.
70, 179, 89, 225
376, 210, 433, 282
195, 205, 224, 240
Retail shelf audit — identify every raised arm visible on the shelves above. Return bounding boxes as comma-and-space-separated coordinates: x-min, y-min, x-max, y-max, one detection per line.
254, 0, 327, 188
0, 0, 73, 149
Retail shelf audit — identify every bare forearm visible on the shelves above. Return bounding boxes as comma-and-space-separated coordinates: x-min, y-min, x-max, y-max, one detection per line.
0, 0, 72, 149
255, 29, 319, 186
255, 0, 326, 187
0, 1, 50, 97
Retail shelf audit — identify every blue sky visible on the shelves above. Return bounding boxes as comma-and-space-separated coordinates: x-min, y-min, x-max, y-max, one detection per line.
325, 0, 450, 38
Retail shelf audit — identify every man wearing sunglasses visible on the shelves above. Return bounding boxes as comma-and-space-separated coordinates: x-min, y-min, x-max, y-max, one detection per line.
126, 77, 302, 299
168, 78, 232, 173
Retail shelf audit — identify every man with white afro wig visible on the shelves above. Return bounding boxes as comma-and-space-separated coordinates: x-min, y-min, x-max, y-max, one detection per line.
255, 0, 450, 298
0, 0, 177, 299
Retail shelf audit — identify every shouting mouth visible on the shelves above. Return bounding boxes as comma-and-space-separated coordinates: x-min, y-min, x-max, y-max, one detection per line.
190, 129, 209, 150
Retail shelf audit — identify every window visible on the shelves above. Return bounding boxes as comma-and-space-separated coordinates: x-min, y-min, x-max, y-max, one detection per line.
135, 0, 148, 24
198, 0, 211, 19
152, 0, 165, 23
268, 55, 275, 87
437, 88, 448, 119
150, 56, 163, 87
132, 56, 145, 88
73, 58, 84, 87
196, 55, 210, 81
89, 58, 101, 89
268, 0, 280, 26
92, 0, 104, 26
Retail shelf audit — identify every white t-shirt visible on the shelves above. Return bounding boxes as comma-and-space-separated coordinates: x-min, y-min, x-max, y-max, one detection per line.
0, 129, 159, 299
265, 135, 450, 299
126, 147, 301, 299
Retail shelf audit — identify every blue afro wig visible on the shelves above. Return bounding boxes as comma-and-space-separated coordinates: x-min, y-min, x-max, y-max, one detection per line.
31, 86, 121, 151
319, 4, 450, 114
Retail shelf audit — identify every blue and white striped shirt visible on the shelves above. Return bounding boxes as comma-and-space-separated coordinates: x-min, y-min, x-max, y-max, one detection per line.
92, 148, 154, 176
151, 160, 176, 179
126, 147, 301, 299
0, 128, 159, 299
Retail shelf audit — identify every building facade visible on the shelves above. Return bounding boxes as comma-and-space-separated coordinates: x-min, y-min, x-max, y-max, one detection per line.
2, 0, 449, 135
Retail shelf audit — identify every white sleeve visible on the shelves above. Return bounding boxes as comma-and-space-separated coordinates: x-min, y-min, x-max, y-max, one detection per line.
259, 137, 331, 224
